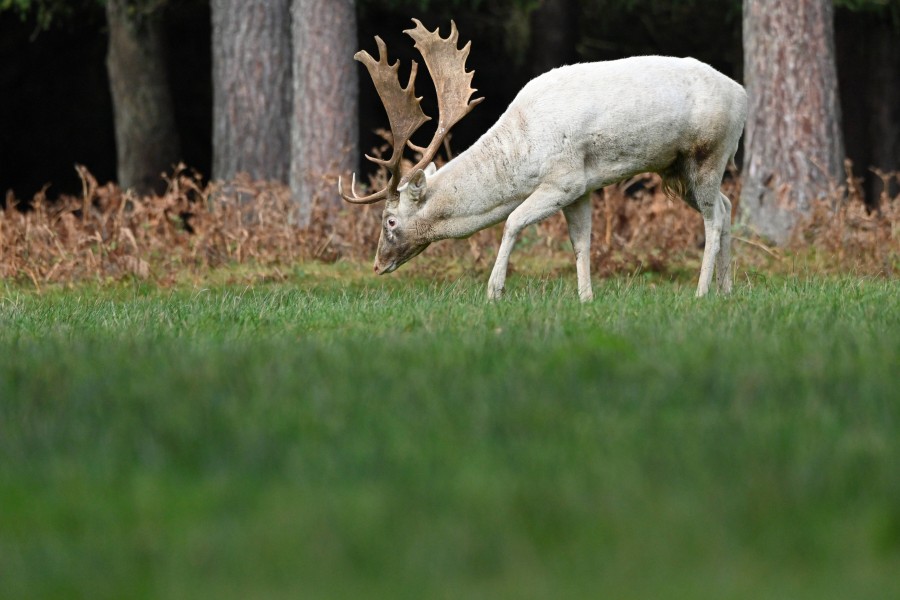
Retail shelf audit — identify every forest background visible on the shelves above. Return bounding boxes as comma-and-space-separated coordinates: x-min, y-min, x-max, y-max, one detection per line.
0, 0, 898, 280
1, 1, 897, 199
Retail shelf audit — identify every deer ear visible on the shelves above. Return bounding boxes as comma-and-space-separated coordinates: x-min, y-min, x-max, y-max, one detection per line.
406, 168, 428, 202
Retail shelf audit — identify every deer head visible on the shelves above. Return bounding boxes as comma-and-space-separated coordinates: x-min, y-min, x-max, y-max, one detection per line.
339, 19, 482, 274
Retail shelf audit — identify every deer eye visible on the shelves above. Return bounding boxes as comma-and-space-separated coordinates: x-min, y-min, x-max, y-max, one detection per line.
387, 218, 397, 228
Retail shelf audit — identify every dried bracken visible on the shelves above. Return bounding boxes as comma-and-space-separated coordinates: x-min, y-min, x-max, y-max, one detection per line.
786, 164, 900, 276
0, 164, 372, 285
1, 162, 897, 287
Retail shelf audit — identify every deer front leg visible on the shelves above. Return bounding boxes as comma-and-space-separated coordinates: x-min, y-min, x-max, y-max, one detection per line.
562, 192, 594, 302
488, 185, 578, 300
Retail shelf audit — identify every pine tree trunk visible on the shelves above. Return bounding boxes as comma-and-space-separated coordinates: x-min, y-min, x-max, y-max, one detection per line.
290, 0, 358, 227
210, 0, 292, 182
106, 0, 180, 194
741, 0, 844, 243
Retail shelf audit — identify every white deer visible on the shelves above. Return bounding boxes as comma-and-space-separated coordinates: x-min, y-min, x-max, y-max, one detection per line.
340, 20, 748, 300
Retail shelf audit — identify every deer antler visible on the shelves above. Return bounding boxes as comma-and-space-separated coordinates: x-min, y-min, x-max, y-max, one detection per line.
340, 20, 481, 203
402, 19, 483, 184
339, 36, 431, 204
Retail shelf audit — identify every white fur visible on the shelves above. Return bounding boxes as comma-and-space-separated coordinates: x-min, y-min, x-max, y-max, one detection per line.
378, 56, 748, 300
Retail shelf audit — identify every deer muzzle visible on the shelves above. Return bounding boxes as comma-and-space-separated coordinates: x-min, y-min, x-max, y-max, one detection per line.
374, 242, 430, 275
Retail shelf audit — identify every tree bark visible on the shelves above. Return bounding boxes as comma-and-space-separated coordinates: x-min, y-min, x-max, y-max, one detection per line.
290, 0, 358, 227
741, 0, 844, 243
106, 0, 180, 194
210, 0, 291, 183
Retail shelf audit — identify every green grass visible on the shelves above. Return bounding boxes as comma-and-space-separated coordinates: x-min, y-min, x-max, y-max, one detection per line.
1, 264, 899, 599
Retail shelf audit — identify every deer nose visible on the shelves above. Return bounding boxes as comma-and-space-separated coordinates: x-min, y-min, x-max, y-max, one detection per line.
373, 264, 380, 274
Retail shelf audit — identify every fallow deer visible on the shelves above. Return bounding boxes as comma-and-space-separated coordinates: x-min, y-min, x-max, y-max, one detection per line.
340, 19, 748, 300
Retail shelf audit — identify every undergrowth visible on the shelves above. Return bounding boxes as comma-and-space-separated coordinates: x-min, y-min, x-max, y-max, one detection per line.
1, 163, 897, 287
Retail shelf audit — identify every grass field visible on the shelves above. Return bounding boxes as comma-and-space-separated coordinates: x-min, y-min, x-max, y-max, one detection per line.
1, 264, 899, 599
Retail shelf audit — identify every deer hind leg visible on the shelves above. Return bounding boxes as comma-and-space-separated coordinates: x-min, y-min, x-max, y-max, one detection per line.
691, 180, 727, 298
680, 145, 734, 298
715, 192, 733, 294
562, 192, 594, 302
488, 183, 583, 300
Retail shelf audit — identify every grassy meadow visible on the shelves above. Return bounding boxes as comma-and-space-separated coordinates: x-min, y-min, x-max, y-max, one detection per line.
1, 263, 899, 598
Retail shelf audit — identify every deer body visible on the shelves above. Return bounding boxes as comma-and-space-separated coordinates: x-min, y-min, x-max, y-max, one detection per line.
342, 22, 748, 300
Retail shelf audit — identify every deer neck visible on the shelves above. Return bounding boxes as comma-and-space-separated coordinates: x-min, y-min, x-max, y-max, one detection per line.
420, 118, 534, 241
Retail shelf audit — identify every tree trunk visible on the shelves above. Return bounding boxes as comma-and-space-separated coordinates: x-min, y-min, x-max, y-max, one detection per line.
290, 0, 358, 227
106, 0, 180, 194
741, 0, 844, 243
210, 0, 291, 182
